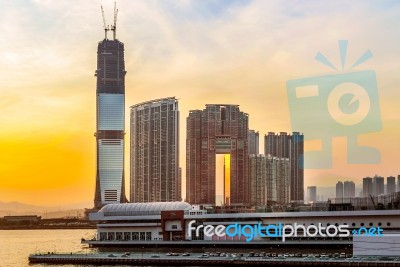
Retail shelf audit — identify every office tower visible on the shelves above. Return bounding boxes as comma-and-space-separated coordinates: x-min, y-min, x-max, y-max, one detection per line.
363, 177, 373, 197
373, 176, 384, 196
307, 186, 317, 203
336, 181, 344, 198
343, 181, 355, 198
264, 132, 304, 202
130, 97, 180, 202
186, 104, 249, 205
387, 176, 396, 194
248, 130, 259, 154
94, 6, 127, 209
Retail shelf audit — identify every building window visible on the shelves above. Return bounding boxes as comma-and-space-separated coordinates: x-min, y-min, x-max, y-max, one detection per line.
124, 232, 131, 241
116, 232, 123, 240
132, 232, 139, 241
100, 232, 107, 241
172, 225, 178, 230
140, 232, 146, 241
107, 232, 115, 240
146, 232, 152, 240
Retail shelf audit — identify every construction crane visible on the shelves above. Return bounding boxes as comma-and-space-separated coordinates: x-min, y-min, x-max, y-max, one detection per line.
111, 1, 118, 40
101, 5, 109, 39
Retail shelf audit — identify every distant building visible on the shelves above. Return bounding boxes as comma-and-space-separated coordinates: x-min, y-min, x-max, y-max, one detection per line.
373, 176, 385, 196
307, 186, 317, 203
387, 176, 396, 194
363, 177, 373, 197
398, 175, 400, 192
336, 181, 344, 198
3, 215, 41, 225
264, 132, 304, 202
343, 181, 355, 198
130, 97, 180, 202
248, 130, 259, 155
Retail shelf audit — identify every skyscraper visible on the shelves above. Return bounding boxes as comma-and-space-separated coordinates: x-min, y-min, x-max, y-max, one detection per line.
373, 176, 384, 196
343, 181, 355, 198
130, 97, 180, 202
387, 176, 396, 194
398, 175, 400, 192
336, 181, 344, 198
363, 177, 373, 197
248, 130, 259, 154
264, 132, 304, 202
94, 6, 127, 209
186, 104, 249, 205
248, 154, 290, 206
307, 186, 317, 203
249, 154, 267, 206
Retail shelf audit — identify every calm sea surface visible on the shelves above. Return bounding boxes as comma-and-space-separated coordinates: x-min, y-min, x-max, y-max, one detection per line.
0, 229, 99, 267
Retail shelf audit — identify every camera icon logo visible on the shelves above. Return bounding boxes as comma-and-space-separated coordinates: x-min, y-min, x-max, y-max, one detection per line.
287, 40, 382, 169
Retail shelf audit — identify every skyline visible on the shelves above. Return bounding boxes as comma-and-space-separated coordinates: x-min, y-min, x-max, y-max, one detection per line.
1, 0, 400, 206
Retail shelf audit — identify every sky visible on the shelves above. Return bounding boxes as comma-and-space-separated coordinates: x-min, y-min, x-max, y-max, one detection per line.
0, 0, 399, 206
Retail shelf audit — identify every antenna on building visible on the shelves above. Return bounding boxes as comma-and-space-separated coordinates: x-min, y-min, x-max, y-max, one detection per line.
101, 6, 109, 39
111, 2, 118, 40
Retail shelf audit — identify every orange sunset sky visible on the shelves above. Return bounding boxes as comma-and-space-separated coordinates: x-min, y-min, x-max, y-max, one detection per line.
0, 0, 399, 206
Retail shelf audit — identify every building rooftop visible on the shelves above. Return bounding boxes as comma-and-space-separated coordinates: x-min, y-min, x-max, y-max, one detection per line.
99, 202, 192, 216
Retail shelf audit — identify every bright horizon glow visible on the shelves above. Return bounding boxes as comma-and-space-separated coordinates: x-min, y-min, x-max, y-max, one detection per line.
1, 0, 399, 206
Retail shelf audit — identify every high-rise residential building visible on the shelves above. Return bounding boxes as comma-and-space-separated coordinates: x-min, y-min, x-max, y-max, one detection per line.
249, 154, 290, 206
373, 176, 384, 196
249, 154, 267, 206
264, 132, 304, 202
307, 186, 317, 203
274, 156, 291, 205
94, 10, 127, 209
343, 181, 355, 198
248, 130, 259, 155
336, 181, 344, 198
398, 175, 400, 192
186, 104, 249, 205
387, 176, 396, 194
130, 97, 180, 202
363, 177, 373, 197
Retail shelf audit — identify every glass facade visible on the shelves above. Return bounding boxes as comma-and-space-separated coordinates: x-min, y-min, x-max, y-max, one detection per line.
97, 94, 124, 130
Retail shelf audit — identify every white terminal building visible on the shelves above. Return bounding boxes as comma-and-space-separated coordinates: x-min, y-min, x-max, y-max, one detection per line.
87, 201, 400, 254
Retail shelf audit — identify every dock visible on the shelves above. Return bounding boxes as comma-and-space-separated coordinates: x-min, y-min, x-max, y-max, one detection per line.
29, 252, 400, 266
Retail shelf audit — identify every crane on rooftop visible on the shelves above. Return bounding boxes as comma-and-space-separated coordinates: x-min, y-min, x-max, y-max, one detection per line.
101, 5, 109, 39
111, 2, 118, 40
101, 2, 118, 40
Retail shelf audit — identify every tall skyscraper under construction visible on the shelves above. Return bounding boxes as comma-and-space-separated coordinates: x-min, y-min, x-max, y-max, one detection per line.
130, 97, 180, 202
186, 104, 249, 205
94, 4, 127, 209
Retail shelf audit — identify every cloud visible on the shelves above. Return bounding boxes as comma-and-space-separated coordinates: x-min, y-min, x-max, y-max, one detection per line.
0, 0, 399, 204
